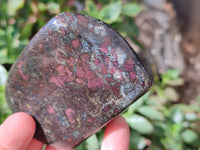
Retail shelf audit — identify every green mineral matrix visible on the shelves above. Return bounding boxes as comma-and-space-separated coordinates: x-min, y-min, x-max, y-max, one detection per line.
5, 12, 152, 148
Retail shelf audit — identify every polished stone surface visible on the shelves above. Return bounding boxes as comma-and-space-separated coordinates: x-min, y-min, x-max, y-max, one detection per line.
5, 12, 151, 148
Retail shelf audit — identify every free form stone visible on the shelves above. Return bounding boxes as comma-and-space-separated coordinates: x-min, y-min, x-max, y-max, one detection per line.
5, 12, 152, 148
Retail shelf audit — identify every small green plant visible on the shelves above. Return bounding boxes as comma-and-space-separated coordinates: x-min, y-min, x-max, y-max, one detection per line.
0, 65, 12, 123
84, 0, 142, 39
123, 69, 200, 150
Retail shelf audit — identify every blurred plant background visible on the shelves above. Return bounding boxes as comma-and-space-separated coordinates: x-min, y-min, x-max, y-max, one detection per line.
0, 0, 200, 150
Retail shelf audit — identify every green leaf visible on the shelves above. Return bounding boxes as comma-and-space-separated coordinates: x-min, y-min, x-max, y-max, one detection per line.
185, 113, 198, 122
75, 140, 87, 150
0, 48, 7, 58
38, 2, 47, 12
99, 1, 122, 24
0, 57, 14, 64
7, 0, 25, 16
122, 3, 143, 17
163, 87, 179, 102
166, 78, 184, 86
85, 0, 99, 19
161, 69, 183, 87
0, 84, 12, 123
129, 131, 147, 150
20, 23, 34, 40
0, 28, 6, 36
96, 130, 104, 148
111, 17, 139, 37
86, 134, 99, 150
170, 108, 184, 123
162, 69, 180, 80
0, 64, 8, 85
147, 95, 167, 106
47, 2, 60, 14
138, 106, 164, 121
181, 129, 199, 144
0, 0, 7, 20
147, 144, 163, 150
125, 114, 154, 134
42, 145, 46, 150
6, 26, 14, 57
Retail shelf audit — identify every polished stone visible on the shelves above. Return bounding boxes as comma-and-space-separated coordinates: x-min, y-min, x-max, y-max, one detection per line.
5, 12, 152, 148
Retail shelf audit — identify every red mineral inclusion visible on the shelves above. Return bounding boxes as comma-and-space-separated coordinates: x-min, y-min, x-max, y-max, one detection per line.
48, 106, 54, 114
18, 61, 28, 80
65, 108, 75, 124
5, 12, 152, 148
72, 39, 79, 48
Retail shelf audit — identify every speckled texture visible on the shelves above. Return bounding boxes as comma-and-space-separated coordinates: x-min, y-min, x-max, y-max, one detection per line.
5, 12, 152, 148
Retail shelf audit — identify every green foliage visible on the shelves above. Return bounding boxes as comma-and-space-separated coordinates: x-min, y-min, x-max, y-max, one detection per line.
137, 106, 164, 121
181, 129, 199, 145
85, 0, 122, 23
99, 1, 122, 23
126, 114, 154, 134
120, 69, 200, 150
122, 3, 143, 17
0, 65, 12, 123
0, 0, 199, 150
0, 0, 28, 64
84, 0, 140, 38
75, 134, 99, 150
79, 69, 199, 150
